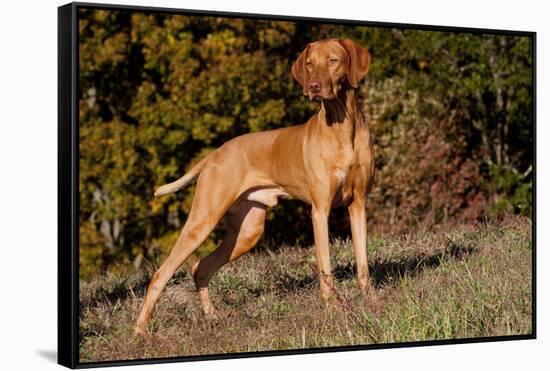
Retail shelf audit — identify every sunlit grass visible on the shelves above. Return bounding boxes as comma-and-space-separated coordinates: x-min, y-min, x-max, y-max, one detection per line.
79, 215, 532, 362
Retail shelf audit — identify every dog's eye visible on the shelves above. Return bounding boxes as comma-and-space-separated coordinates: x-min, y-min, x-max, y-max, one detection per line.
328, 58, 338, 64
306, 61, 312, 66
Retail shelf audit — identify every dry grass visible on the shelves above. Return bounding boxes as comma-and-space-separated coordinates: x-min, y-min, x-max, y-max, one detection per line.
79, 216, 533, 363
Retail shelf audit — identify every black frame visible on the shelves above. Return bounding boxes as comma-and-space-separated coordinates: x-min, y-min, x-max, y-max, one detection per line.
58, 2, 537, 369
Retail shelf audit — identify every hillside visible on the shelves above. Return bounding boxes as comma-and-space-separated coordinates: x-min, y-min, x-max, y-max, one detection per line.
79, 216, 532, 362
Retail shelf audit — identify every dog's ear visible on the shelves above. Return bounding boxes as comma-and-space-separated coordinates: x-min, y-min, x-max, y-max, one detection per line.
291, 44, 310, 96
338, 39, 371, 88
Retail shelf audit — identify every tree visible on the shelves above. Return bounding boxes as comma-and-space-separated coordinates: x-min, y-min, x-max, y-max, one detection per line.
78, 9, 533, 279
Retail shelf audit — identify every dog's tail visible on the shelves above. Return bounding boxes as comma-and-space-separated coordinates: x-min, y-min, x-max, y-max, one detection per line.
154, 153, 212, 197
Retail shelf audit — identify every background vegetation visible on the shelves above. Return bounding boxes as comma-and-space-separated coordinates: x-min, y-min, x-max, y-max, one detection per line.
78, 9, 533, 279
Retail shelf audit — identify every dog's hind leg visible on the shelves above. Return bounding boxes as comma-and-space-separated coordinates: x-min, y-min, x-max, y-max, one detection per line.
191, 200, 267, 316
134, 165, 240, 335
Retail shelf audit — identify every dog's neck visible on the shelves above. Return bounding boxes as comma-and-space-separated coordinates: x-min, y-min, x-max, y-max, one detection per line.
319, 89, 358, 124
315, 88, 363, 147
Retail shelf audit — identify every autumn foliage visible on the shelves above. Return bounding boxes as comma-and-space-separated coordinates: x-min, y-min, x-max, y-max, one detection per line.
78, 9, 533, 278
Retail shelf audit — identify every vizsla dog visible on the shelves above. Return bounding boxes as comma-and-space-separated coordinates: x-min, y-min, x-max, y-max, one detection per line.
135, 38, 375, 335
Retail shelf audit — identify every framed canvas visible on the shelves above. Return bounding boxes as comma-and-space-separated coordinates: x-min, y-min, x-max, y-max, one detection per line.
58, 2, 536, 368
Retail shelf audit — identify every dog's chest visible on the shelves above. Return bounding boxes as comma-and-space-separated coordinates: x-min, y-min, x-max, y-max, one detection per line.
330, 147, 357, 199
332, 151, 354, 184
333, 167, 349, 185
330, 140, 372, 206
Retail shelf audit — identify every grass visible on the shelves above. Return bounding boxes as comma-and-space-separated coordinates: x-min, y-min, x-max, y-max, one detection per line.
79, 215, 533, 363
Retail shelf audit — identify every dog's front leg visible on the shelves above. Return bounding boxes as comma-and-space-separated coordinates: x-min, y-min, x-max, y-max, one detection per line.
311, 204, 334, 302
348, 198, 371, 293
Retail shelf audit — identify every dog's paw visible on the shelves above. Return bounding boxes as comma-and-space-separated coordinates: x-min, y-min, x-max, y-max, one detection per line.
134, 324, 151, 337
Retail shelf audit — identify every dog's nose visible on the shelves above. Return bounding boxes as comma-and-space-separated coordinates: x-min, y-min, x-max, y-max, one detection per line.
309, 80, 322, 93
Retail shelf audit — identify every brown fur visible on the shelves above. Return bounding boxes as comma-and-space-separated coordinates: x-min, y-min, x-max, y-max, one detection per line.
135, 38, 375, 335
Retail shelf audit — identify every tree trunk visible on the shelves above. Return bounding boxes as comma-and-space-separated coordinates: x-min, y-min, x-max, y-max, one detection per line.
488, 36, 510, 167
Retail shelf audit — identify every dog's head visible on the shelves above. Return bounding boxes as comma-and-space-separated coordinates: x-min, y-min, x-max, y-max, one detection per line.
291, 38, 371, 101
